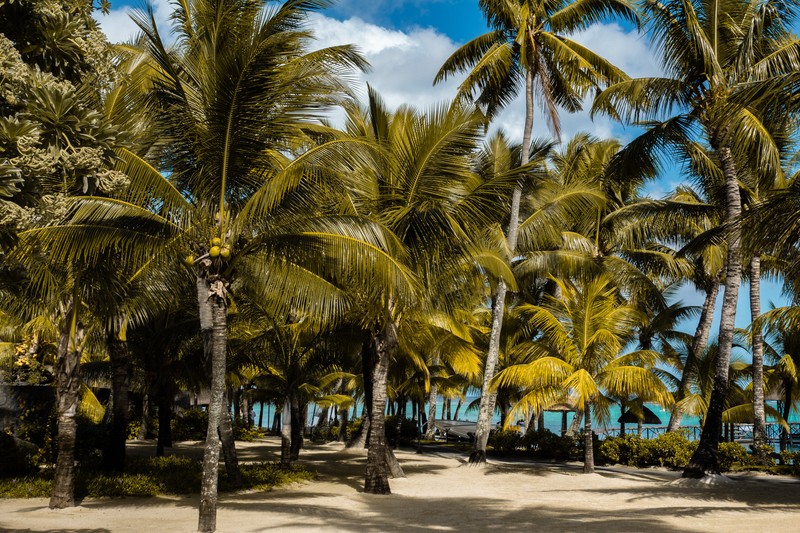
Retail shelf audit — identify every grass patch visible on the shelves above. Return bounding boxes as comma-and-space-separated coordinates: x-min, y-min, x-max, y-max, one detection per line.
0, 456, 314, 498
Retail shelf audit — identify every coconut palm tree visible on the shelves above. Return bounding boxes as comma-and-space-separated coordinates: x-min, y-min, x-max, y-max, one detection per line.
21, 2, 415, 529
494, 275, 672, 472
339, 87, 521, 491
434, 0, 635, 463
592, 0, 800, 477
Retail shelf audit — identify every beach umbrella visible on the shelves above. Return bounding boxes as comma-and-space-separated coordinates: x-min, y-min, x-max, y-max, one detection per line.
618, 405, 661, 425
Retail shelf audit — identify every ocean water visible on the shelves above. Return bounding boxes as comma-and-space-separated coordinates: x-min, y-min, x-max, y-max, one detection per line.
253, 397, 799, 440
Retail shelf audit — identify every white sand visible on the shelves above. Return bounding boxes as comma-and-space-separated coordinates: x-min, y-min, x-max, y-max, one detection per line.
2, 438, 800, 532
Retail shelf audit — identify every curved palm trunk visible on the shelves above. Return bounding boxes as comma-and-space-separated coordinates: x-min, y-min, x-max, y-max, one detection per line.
198, 277, 229, 532
102, 326, 130, 472
567, 409, 584, 436
364, 320, 397, 494
750, 255, 768, 461
471, 69, 534, 465
780, 384, 792, 452
684, 146, 742, 478
138, 391, 150, 440
49, 298, 85, 509
668, 276, 720, 431
337, 406, 349, 442
583, 402, 594, 474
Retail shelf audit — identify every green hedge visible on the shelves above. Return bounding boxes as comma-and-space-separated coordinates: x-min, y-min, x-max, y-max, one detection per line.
599, 432, 772, 471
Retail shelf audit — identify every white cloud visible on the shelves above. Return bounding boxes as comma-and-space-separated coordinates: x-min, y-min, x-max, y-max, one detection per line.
96, 5, 661, 145
94, 0, 172, 44
307, 15, 463, 110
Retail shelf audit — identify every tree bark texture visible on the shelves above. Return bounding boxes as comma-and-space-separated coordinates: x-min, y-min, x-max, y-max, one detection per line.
425, 352, 439, 439
684, 146, 742, 478
219, 389, 241, 485
583, 402, 594, 474
749, 255, 768, 460
364, 321, 396, 494
49, 306, 84, 509
102, 330, 130, 472
289, 394, 303, 461
156, 390, 172, 457
471, 69, 533, 465
198, 278, 228, 532
668, 276, 720, 431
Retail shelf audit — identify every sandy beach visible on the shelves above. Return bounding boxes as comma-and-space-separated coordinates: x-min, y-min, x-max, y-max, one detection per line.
2, 438, 799, 532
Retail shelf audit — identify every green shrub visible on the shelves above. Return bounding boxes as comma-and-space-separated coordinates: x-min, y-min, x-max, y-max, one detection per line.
0, 476, 52, 498
780, 449, 800, 465
599, 432, 697, 469
85, 474, 161, 497
384, 416, 418, 446
233, 420, 266, 442
645, 432, 697, 468
599, 434, 648, 466
346, 418, 363, 442
223, 462, 314, 491
718, 442, 751, 471
522, 430, 579, 460
126, 455, 201, 494
0, 433, 38, 475
171, 409, 208, 441
489, 430, 522, 454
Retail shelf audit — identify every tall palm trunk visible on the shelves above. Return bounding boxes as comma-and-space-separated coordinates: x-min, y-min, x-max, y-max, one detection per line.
197, 276, 229, 532
219, 389, 241, 485
49, 297, 85, 509
289, 395, 303, 461
471, 69, 534, 465
425, 354, 439, 439
780, 385, 792, 452
364, 320, 397, 494
583, 401, 594, 474
684, 146, 742, 478
156, 387, 173, 457
750, 255, 768, 460
102, 322, 130, 472
280, 398, 291, 465
138, 391, 150, 440
668, 274, 720, 431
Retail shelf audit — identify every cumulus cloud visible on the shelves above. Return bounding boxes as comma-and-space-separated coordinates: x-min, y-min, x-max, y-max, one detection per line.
94, 0, 172, 43
95, 3, 661, 143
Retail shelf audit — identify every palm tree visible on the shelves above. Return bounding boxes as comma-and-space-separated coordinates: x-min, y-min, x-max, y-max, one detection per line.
494, 275, 672, 472
592, 0, 800, 477
23, 1, 414, 529
340, 87, 518, 492
434, 0, 635, 463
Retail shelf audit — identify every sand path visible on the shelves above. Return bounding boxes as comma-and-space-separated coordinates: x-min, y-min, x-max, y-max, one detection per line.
2, 438, 799, 532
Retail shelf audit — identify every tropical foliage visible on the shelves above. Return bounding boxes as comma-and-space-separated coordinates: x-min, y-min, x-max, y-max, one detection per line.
4, 1, 800, 532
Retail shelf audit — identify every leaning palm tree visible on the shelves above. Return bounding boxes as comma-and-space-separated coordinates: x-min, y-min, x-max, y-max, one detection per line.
435, 0, 636, 463
592, 0, 800, 477
494, 275, 672, 472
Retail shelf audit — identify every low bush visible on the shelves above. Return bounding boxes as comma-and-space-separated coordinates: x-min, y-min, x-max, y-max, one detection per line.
0, 454, 313, 498
171, 409, 207, 441
489, 430, 522, 454
232, 420, 266, 442
522, 430, 580, 460
85, 474, 161, 497
384, 416, 418, 446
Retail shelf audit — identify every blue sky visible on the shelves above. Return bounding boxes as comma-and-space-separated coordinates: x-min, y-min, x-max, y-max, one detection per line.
97, 0, 791, 342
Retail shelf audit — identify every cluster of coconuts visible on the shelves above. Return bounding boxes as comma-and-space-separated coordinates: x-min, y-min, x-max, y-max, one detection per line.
208, 237, 232, 259
184, 237, 232, 267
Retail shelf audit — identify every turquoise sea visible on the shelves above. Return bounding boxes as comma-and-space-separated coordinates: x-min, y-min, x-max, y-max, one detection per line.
254, 397, 799, 438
